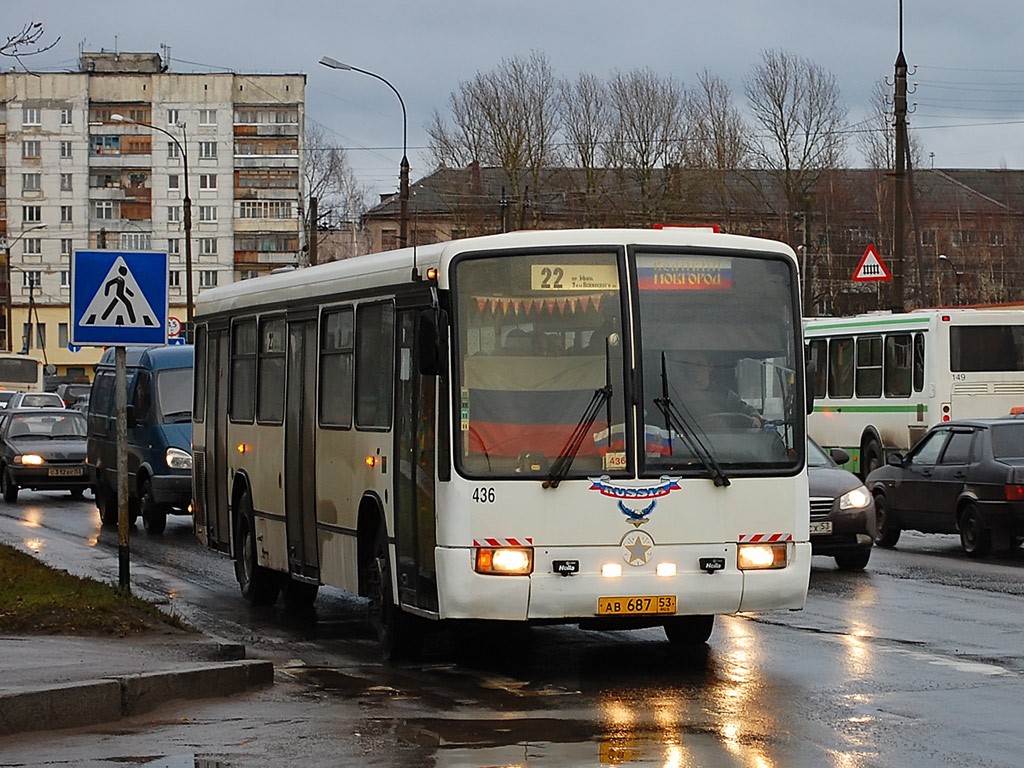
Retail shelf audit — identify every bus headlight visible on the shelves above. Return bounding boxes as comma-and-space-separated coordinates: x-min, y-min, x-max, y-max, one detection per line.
475, 547, 533, 575
15, 454, 44, 465
840, 485, 870, 510
737, 543, 788, 570
166, 447, 193, 470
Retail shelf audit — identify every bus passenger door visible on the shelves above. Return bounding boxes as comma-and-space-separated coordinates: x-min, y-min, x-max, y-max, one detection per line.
394, 307, 439, 613
199, 328, 231, 553
284, 319, 320, 582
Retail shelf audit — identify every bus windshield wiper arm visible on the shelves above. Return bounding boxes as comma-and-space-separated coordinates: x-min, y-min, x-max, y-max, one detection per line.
654, 352, 731, 487
545, 340, 615, 489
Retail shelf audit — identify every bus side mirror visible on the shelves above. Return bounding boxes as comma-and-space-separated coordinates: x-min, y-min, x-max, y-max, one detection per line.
805, 359, 816, 415
417, 309, 441, 377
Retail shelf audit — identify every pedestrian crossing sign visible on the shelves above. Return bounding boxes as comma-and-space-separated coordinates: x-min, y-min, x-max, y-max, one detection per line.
852, 244, 892, 282
70, 250, 169, 346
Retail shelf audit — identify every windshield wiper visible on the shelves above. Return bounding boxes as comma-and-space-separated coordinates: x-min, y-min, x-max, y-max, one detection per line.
654, 352, 730, 487
545, 339, 614, 489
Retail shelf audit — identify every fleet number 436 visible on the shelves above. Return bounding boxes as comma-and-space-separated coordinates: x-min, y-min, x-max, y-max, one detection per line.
473, 487, 496, 503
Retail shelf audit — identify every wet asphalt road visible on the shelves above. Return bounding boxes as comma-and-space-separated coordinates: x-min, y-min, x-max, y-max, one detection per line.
1, 491, 1023, 767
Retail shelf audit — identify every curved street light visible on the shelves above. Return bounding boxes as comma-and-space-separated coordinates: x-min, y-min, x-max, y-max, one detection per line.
111, 114, 193, 340
2, 222, 47, 352
938, 254, 964, 306
319, 56, 409, 249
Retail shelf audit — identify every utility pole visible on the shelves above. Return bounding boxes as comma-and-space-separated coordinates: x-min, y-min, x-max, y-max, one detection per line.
891, 2, 909, 312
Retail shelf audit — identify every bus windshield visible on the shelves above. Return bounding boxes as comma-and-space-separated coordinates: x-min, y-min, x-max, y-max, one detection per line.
636, 251, 802, 475
454, 250, 628, 479
453, 247, 803, 479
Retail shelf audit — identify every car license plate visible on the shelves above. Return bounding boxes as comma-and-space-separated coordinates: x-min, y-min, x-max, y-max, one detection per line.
809, 520, 833, 535
597, 595, 676, 615
48, 468, 83, 477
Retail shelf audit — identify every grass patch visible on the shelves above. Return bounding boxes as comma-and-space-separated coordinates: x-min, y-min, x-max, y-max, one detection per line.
0, 543, 191, 636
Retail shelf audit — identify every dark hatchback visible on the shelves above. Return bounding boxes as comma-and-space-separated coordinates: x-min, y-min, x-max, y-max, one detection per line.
0, 409, 90, 502
866, 418, 1024, 556
808, 438, 876, 570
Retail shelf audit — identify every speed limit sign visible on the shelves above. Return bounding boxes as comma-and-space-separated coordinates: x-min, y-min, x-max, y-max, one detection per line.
167, 316, 182, 338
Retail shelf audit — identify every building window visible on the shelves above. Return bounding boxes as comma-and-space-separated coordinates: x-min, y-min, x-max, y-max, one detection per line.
61, 205, 73, 223
60, 108, 72, 126
60, 141, 73, 159
59, 323, 69, 347
23, 108, 40, 126
200, 238, 217, 255
990, 230, 1006, 247
60, 272, 70, 289
23, 140, 41, 159
199, 109, 216, 125
120, 233, 151, 251
22, 323, 45, 350
61, 239, 73, 256
22, 206, 42, 223
238, 200, 293, 219
22, 173, 41, 192
199, 174, 217, 189
168, 174, 180, 190
169, 270, 180, 287
199, 141, 217, 159
199, 205, 217, 222
167, 109, 180, 125
90, 136, 121, 156
200, 270, 218, 287
168, 238, 180, 255
23, 271, 41, 288
23, 239, 41, 256
168, 206, 181, 223
94, 201, 115, 220
168, 141, 180, 160
381, 229, 398, 250
60, 173, 73, 191
239, 269, 260, 280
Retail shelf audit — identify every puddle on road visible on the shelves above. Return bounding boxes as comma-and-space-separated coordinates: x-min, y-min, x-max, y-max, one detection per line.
135, 757, 228, 768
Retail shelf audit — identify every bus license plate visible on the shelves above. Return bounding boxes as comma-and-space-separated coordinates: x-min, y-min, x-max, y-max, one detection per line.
48, 468, 83, 477
809, 521, 833, 535
597, 596, 676, 615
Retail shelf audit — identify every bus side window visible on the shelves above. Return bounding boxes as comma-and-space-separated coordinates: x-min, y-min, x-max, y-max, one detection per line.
856, 336, 882, 398
913, 333, 925, 392
808, 339, 827, 398
884, 334, 913, 398
828, 337, 854, 399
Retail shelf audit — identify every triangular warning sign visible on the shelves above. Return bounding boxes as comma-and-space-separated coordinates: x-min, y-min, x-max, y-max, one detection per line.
853, 244, 892, 282
80, 256, 159, 328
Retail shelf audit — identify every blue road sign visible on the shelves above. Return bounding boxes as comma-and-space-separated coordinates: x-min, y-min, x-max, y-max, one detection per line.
71, 250, 168, 346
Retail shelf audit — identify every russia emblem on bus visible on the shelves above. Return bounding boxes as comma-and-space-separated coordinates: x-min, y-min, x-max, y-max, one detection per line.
852, 244, 892, 282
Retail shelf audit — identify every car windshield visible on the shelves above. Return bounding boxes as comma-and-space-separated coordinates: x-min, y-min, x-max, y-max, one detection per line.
8, 412, 86, 439
155, 367, 193, 423
990, 422, 1024, 458
807, 439, 833, 468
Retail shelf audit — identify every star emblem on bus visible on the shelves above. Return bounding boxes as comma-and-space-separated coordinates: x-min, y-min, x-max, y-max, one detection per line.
621, 530, 654, 566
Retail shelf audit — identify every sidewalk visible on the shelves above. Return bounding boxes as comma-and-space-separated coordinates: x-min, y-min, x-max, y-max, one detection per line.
0, 628, 273, 736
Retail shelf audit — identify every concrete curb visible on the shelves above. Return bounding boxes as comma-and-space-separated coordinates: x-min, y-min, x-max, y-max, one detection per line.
0, 660, 274, 736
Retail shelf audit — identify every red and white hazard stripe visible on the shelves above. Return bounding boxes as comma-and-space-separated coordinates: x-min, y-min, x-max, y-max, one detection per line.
737, 533, 793, 543
473, 537, 534, 547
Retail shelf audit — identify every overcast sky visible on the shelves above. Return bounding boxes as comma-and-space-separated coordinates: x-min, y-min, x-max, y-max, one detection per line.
11, 1, 1024, 197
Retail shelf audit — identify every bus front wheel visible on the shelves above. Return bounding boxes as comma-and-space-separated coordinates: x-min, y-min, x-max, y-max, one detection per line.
664, 615, 714, 646
369, 525, 421, 661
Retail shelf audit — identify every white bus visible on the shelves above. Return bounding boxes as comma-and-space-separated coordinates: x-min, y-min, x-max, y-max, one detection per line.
805, 308, 1024, 476
192, 228, 811, 658
0, 352, 44, 394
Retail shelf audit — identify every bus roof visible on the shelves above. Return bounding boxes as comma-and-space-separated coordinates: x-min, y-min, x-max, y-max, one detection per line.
804, 307, 1024, 334
195, 228, 795, 318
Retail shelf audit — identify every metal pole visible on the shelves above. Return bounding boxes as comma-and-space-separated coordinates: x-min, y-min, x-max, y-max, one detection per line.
180, 122, 193, 342
3, 245, 10, 353
115, 345, 130, 593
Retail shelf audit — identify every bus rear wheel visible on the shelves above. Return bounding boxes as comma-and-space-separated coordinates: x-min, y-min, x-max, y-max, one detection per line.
369, 525, 421, 661
861, 438, 883, 478
663, 615, 714, 646
235, 490, 280, 606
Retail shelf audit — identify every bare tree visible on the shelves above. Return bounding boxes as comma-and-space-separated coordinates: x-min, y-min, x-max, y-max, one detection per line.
686, 70, 750, 170
1, 21, 59, 64
745, 49, 848, 212
303, 121, 371, 260
560, 72, 609, 225
427, 52, 561, 228
605, 68, 687, 220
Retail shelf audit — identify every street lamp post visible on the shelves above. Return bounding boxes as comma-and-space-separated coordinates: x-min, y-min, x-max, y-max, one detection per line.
111, 114, 193, 340
938, 254, 964, 306
1, 222, 47, 352
319, 56, 409, 249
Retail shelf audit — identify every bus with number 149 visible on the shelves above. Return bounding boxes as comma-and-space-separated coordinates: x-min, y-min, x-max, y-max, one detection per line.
192, 228, 811, 658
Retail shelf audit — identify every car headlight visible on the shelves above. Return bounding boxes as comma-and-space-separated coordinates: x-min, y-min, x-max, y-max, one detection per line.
166, 447, 193, 470
840, 485, 871, 510
15, 454, 44, 465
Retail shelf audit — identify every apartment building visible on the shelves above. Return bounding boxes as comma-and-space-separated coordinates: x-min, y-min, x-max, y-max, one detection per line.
0, 52, 305, 377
